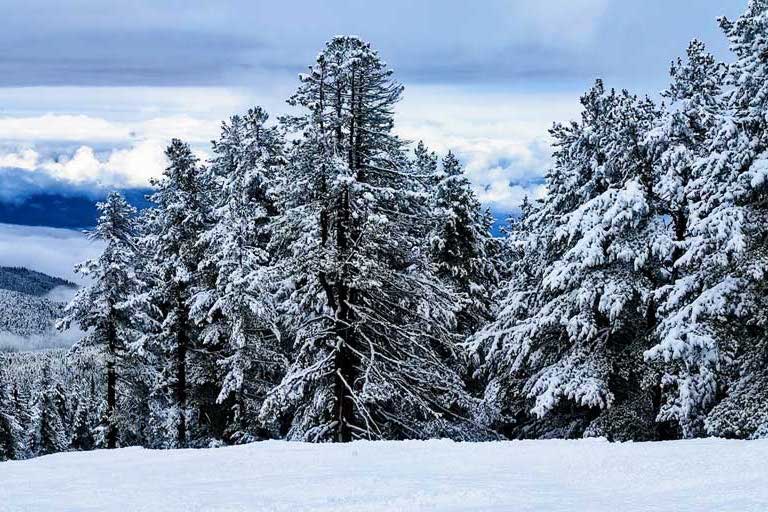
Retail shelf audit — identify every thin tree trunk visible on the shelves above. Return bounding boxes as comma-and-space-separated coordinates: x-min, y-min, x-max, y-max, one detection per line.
176, 300, 189, 448
333, 186, 355, 443
106, 318, 118, 449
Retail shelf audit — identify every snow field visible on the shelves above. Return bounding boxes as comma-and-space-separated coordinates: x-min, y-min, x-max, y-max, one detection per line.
1, 438, 766, 512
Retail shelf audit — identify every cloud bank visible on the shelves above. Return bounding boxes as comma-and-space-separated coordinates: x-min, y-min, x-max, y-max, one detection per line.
0, 223, 103, 283
0, 85, 579, 214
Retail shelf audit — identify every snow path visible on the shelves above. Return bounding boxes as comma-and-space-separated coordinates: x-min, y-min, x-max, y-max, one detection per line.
0, 438, 766, 512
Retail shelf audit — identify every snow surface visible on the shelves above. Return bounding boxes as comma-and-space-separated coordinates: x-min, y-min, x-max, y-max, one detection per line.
0, 438, 766, 512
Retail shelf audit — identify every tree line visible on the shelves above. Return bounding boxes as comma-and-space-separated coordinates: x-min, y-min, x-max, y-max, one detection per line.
2, 1, 768, 459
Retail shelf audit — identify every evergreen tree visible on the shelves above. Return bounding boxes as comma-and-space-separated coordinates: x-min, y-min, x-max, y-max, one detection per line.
28, 365, 68, 457
141, 139, 210, 448
0, 371, 22, 460
428, 151, 498, 333
192, 107, 287, 442
69, 387, 97, 451
60, 192, 138, 448
643, 41, 728, 437
262, 36, 482, 442
473, 81, 662, 440
646, 1, 768, 438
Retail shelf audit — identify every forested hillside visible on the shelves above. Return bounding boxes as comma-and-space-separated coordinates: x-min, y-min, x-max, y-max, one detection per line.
0, 290, 65, 337
2, 0, 768, 461
0, 267, 75, 297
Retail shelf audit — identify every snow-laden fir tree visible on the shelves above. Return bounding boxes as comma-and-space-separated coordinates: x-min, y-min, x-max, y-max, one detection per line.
28, 364, 68, 457
261, 36, 483, 442
60, 192, 137, 449
473, 81, 663, 440
428, 151, 498, 334
642, 41, 729, 438
0, 370, 22, 461
140, 139, 211, 447
413, 140, 438, 174
646, 1, 768, 438
412, 140, 438, 188
69, 385, 97, 451
191, 107, 287, 443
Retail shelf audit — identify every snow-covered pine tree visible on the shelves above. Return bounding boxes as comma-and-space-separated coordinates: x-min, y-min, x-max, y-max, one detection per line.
428, 151, 498, 334
69, 386, 97, 451
140, 139, 211, 448
646, 1, 768, 438
643, 41, 728, 438
473, 80, 663, 440
192, 107, 287, 443
261, 36, 482, 442
60, 192, 137, 449
10, 375, 32, 457
28, 364, 68, 457
0, 370, 22, 460
413, 140, 438, 182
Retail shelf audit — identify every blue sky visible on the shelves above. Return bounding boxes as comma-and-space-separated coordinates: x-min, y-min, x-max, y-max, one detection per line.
0, 0, 747, 222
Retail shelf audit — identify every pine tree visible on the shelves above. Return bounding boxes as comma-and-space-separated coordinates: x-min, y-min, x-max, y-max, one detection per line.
0, 371, 22, 460
141, 139, 210, 448
262, 36, 482, 442
60, 192, 137, 449
28, 364, 68, 457
646, 2, 768, 438
428, 151, 498, 334
473, 81, 662, 440
643, 41, 728, 437
69, 387, 97, 451
192, 107, 287, 442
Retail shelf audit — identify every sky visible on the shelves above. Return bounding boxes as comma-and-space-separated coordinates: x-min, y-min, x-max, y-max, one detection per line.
0, 0, 747, 227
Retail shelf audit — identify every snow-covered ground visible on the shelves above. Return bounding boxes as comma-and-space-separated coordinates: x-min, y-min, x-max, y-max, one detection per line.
1, 438, 765, 512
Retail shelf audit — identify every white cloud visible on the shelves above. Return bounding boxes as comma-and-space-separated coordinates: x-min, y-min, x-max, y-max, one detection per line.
0, 141, 184, 188
0, 148, 39, 170
0, 114, 129, 142
519, 0, 610, 45
101, 140, 170, 186
396, 86, 581, 212
0, 85, 582, 212
0, 114, 217, 186
0, 114, 219, 145
0, 86, 255, 120
0, 223, 103, 283
41, 146, 102, 182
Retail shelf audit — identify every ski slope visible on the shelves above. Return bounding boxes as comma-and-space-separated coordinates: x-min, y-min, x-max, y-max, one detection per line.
0, 438, 766, 511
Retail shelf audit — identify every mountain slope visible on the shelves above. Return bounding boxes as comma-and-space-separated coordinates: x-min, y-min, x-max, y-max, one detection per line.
0, 289, 65, 337
0, 266, 76, 296
0, 266, 78, 351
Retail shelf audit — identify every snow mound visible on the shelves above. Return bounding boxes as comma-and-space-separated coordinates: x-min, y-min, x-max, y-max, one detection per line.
1, 438, 766, 511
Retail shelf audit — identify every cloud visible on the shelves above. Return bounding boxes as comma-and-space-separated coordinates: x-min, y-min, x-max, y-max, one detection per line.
0, 223, 103, 283
0, 115, 129, 142
396, 86, 581, 212
0, 328, 84, 352
0, 110, 220, 189
0, 0, 740, 89
0, 142, 169, 189
0, 85, 578, 213
0, 149, 38, 170
0, 114, 219, 145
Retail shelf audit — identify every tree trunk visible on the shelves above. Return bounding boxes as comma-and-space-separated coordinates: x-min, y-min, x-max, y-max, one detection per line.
106, 319, 118, 449
106, 360, 117, 449
333, 186, 356, 443
671, 208, 688, 281
176, 302, 189, 448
